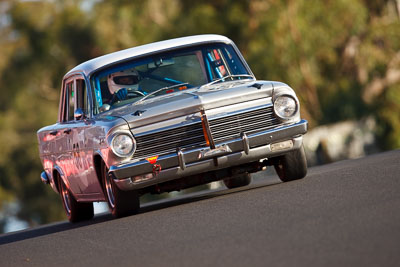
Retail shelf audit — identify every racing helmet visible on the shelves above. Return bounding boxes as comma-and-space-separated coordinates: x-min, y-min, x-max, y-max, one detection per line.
107, 69, 140, 93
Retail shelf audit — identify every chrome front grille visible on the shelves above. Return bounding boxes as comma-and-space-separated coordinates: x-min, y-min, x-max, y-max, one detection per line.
134, 122, 206, 159
208, 106, 282, 144
133, 106, 281, 160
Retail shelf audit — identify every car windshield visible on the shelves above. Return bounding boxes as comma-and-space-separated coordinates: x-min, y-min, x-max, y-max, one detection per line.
91, 43, 252, 114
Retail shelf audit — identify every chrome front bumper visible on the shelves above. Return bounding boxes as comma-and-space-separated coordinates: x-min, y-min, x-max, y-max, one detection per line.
110, 119, 308, 191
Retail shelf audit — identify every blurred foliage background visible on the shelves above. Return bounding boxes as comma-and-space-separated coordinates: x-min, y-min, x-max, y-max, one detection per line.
0, 0, 399, 232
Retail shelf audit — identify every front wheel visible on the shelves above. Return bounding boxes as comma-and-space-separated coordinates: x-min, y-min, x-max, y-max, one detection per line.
59, 175, 94, 223
273, 145, 307, 182
223, 173, 252, 189
102, 163, 140, 218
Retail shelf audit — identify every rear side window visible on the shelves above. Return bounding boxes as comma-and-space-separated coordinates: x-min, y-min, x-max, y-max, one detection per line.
75, 79, 88, 116
67, 82, 75, 121
60, 81, 74, 122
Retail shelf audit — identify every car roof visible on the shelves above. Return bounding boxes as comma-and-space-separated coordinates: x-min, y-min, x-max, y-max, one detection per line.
65, 34, 233, 78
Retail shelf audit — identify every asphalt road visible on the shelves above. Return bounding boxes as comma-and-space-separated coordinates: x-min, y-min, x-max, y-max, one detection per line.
1, 150, 400, 267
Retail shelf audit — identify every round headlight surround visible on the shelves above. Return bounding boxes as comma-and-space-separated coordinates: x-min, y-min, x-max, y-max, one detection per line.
273, 95, 298, 120
110, 133, 136, 158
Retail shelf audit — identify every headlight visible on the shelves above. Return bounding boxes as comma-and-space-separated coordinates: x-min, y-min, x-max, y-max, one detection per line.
273, 95, 298, 120
111, 133, 136, 157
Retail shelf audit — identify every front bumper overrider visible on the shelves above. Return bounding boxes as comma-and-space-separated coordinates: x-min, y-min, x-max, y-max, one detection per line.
110, 119, 308, 191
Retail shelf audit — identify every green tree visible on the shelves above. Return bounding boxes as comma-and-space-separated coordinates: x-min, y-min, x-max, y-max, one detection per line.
0, 0, 101, 229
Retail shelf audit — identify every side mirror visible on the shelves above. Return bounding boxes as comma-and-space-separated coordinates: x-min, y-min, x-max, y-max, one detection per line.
74, 108, 85, 120
99, 104, 111, 113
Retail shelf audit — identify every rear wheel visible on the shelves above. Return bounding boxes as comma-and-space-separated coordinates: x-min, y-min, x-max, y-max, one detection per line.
223, 173, 252, 189
274, 145, 307, 182
102, 163, 140, 218
58, 175, 94, 222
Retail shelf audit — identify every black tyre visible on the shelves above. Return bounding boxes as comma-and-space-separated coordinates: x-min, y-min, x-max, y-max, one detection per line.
102, 162, 140, 218
274, 145, 307, 182
223, 173, 252, 189
58, 175, 94, 223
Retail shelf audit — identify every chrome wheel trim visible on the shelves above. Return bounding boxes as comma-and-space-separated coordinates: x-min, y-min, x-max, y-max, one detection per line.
104, 167, 115, 209
61, 182, 72, 216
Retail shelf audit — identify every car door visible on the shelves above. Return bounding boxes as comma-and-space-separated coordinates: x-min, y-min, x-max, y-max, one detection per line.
57, 75, 104, 199
56, 77, 82, 194
72, 77, 103, 196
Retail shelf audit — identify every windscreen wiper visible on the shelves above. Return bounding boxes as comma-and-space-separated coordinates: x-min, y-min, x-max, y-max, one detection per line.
200, 74, 255, 88
136, 83, 189, 104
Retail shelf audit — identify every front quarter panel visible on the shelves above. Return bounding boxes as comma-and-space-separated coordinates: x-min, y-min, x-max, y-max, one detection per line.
37, 115, 129, 201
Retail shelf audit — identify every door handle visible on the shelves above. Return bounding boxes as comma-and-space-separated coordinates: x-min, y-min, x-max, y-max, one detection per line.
64, 129, 72, 134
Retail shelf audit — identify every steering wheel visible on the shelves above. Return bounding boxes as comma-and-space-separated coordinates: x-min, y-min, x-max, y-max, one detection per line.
111, 89, 146, 105
127, 89, 146, 97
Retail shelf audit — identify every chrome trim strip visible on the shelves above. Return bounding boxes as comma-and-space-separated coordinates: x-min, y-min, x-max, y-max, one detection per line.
207, 101, 272, 120
177, 149, 186, 170
133, 118, 202, 137
198, 144, 232, 160
241, 133, 250, 155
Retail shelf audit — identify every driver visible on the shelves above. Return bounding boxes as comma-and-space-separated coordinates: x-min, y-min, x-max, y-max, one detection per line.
107, 69, 142, 102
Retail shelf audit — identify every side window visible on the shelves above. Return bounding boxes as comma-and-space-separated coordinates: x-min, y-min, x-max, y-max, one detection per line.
60, 77, 89, 122
67, 82, 75, 121
75, 79, 88, 116
61, 81, 74, 122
